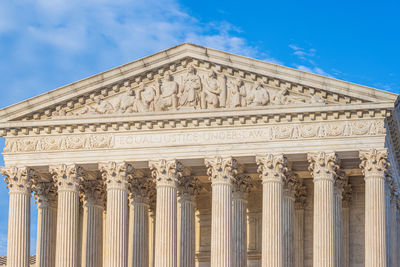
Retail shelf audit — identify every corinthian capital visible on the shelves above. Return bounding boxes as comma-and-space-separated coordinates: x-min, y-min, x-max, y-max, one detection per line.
80, 178, 105, 206
178, 175, 202, 200
307, 152, 338, 181
50, 164, 86, 192
205, 156, 238, 184
256, 153, 287, 183
32, 182, 57, 208
149, 159, 183, 186
99, 161, 134, 191
359, 149, 388, 178
1, 166, 35, 194
129, 176, 155, 204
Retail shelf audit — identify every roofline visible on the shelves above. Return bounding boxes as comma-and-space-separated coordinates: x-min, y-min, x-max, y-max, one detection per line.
0, 43, 398, 122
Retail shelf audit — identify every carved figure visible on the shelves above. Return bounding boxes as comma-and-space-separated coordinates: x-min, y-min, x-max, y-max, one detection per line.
179, 65, 201, 108
246, 82, 269, 106
135, 84, 156, 112
272, 87, 305, 105
201, 71, 223, 109
156, 72, 179, 111
117, 87, 137, 113
79, 96, 115, 115
228, 78, 246, 108
310, 94, 326, 104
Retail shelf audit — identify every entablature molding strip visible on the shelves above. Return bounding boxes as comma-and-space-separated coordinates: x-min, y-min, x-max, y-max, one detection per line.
0, 102, 393, 137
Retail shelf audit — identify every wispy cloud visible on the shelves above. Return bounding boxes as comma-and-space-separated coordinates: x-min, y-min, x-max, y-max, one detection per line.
289, 44, 332, 77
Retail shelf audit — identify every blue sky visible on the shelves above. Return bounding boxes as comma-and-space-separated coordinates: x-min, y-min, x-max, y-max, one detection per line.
0, 0, 399, 255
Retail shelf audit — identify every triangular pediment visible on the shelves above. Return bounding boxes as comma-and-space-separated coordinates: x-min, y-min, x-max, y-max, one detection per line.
0, 43, 397, 123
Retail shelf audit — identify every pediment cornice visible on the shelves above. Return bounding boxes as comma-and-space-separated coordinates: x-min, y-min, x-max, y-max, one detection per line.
0, 43, 397, 125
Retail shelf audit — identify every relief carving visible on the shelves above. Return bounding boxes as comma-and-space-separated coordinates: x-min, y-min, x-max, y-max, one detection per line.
53, 64, 332, 117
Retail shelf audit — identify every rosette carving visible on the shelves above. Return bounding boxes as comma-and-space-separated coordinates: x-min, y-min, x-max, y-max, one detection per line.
307, 152, 338, 181
256, 154, 288, 183
1, 166, 35, 194
50, 164, 86, 192
99, 161, 134, 191
205, 156, 238, 184
359, 149, 388, 178
149, 159, 183, 186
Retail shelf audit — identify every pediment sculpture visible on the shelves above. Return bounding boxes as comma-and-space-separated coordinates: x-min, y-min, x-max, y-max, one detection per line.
54, 64, 327, 118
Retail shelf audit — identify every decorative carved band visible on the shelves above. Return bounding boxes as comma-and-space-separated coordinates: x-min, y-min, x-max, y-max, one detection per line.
0, 166, 35, 194
256, 154, 288, 184
205, 156, 238, 184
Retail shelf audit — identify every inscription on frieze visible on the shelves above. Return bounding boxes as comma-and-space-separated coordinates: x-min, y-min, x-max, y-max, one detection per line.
3, 120, 385, 153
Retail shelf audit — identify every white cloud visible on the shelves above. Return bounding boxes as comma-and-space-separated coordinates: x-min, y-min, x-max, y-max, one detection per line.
289, 44, 332, 77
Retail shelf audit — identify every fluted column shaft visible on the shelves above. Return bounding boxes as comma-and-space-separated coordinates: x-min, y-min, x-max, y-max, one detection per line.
149, 209, 156, 267
50, 164, 84, 267
34, 182, 57, 267
128, 198, 149, 267
308, 152, 338, 267
1, 167, 33, 267
342, 203, 350, 267
81, 191, 104, 267
283, 190, 294, 267
257, 154, 287, 267
294, 207, 304, 267
390, 198, 398, 267
360, 149, 388, 267
232, 193, 247, 267
100, 161, 134, 267
334, 187, 342, 267
206, 156, 237, 267
179, 194, 196, 267
150, 159, 183, 267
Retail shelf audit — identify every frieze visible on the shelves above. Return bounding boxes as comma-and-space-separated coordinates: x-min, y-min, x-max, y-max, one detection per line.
3, 119, 385, 153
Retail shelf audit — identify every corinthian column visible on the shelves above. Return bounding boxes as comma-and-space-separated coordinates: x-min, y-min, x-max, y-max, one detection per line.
81, 178, 105, 267
100, 161, 134, 267
256, 154, 287, 267
205, 156, 237, 267
150, 159, 183, 267
283, 172, 298, 267
390, 181, 399, 267
333, 171, 346, 267
32, 182, 57, 267
1, 166, 34, 267
308, 152, 338, 267
342, 183, 352, 267
294, 181, 307, 267
128, 175, 154, 267
360, 149, 388, 267
178, 174, 201, 267
50, 164, 85, 267
232, 170, 252, 267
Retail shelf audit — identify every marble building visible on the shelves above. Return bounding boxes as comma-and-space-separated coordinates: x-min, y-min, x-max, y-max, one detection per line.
0, 43, 399, 267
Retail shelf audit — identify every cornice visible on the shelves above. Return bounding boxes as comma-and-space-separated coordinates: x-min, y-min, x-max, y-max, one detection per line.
0, 103, 392, 137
